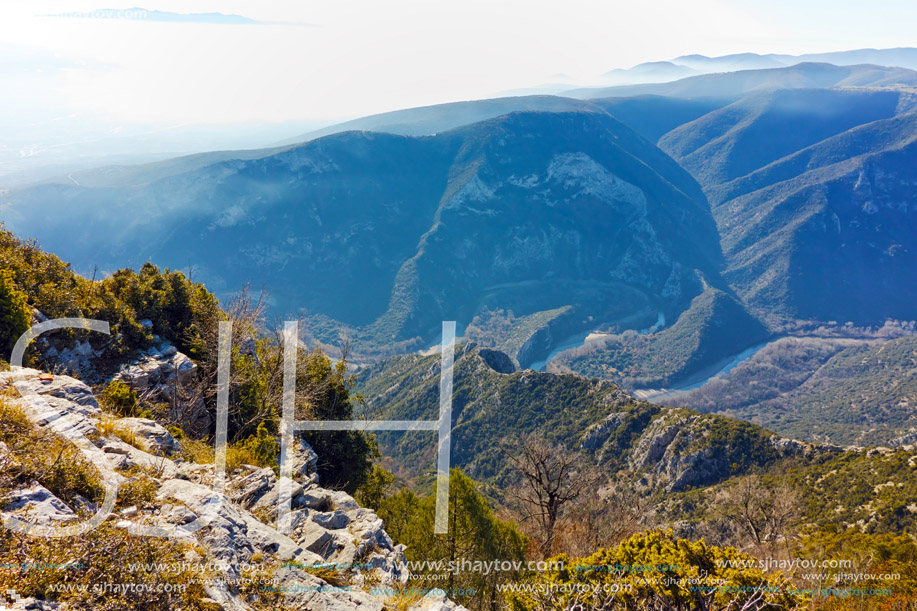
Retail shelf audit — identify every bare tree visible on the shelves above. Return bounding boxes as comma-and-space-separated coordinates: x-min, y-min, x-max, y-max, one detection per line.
180, 285, 278, 440
503, 434, 602, 558
714, 475, 800, 553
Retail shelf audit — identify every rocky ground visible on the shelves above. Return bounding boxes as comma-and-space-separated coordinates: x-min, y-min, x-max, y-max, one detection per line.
0, 367, 467, 611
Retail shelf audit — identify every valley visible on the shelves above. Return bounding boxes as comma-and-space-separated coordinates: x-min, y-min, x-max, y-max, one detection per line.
4, 62, 917, 452
4, 1, 917, 607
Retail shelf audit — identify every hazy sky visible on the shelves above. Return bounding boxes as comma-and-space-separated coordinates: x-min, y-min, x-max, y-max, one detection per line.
2, 0, 916, 124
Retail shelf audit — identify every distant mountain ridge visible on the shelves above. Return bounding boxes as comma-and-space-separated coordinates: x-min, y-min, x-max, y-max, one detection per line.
675, 47, 917, 72
564, 62, 917, 100
658, 88, 907, 187
273, 96, 601, 146
594, 48, 917, 87
5, 56, 917, 403
267, 63, 917, 152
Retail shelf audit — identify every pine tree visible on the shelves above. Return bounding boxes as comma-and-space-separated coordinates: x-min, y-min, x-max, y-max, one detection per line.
0, 271, 30, 362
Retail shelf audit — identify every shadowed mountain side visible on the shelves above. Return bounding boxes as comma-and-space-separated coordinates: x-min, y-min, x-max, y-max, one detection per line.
1, 110, 724, 354
717, 132, 917, 322
658, 88, 909, 188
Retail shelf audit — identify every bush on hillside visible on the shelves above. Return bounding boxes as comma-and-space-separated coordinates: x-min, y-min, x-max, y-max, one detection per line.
0, 270, 30, 361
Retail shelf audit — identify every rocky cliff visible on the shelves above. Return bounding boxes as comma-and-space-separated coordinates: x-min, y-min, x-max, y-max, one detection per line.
0, 368, 465, 611
356, 345, 838, 493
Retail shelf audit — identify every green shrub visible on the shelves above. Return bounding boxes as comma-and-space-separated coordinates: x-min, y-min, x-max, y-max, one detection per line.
0, 224, 223, 360
378, 469, 528, 610
238, 420, 280, 471
99, 380, 139, 416
356, 464, 396, 510
0, 227, 82, 320
301, 352, 374, 493
0, 270, 30, 361
179, 436, 215, 465
506, 530, 805, 611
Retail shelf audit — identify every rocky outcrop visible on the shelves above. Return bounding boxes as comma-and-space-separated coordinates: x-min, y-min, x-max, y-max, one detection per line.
99, 436, 181, 478
0, 368, 101, 437
2, 483, 77, 526
580, 412, 626, 450
156, 478, 318, 574
227, 466, 408, 587
409, 594, 471, 611
42, 340, 103, 383
516, 324, 555, 370
8, 597, 69, 610
148, 461, 417, 608
111, 417, 181, 456
629, 415, 687, 472
113, 340, 211, 435
623, 413, 734, 492
289, 437, 319, 483
478, 349, 516, 374
27, 319, 210, 434
0, 366, 465, 611
114, 341, 196, 394
769, 435, 844, 458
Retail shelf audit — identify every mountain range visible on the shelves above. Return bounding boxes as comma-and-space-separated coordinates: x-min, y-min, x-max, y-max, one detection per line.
1, 111, 723, 357
6, 39, 917, 611
564, 62, 917, 100
3, 55, 917, 427
595, 48, 917, 87
659, 87, 917, 324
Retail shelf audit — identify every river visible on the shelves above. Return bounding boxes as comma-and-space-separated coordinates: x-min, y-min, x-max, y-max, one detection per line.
630, 339, 775, 403
527, 312, 781, 402
528, 311, 666, 371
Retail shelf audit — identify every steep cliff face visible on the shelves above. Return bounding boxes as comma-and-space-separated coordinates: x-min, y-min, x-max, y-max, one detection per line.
381, 111, 721, 348
0, 368, 464, 611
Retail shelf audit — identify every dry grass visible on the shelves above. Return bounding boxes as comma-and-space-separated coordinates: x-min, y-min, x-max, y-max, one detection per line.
0, 398, 103, 506
178, 436, 261, 474
97, 414, 118, 437
0, 398, 31, 432
0, 398, 219, 610
97, 416, 151, 453
0, 522, 214, 610
179, 436, 215, 464
118, 472, 158, 508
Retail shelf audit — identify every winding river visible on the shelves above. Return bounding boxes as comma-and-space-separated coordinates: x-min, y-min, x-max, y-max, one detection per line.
528, 311, 666, 371
528, 314, 781, 402
631, 339, 775, 403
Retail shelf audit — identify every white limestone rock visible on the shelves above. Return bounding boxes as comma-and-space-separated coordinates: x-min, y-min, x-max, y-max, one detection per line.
289, 438, 319, 483
111, 417, 180, 456
2, 483, 77, 525
409, 594, 472, 611
0, 368, 101, 437
114, 342, 196, 393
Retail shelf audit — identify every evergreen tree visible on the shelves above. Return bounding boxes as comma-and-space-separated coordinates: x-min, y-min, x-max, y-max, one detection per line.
0, 270, 30, 361
378, 469, 527, 610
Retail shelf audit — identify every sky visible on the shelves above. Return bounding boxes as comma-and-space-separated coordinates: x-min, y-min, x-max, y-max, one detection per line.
1, 0, 916, 125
